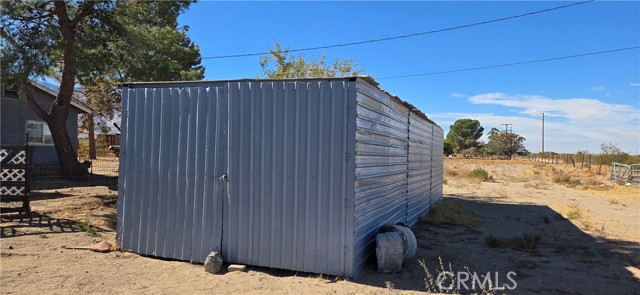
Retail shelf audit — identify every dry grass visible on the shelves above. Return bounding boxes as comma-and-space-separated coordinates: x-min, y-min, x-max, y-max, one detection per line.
485, 233, 541, 250
523, 181, 549, 190
552, 172, 571, 184
421, 199, 481, 227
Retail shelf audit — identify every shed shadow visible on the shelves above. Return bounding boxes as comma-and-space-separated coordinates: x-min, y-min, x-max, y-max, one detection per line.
347, 195, 640, 294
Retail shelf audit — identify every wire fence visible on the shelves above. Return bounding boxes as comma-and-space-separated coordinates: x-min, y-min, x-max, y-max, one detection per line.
516, 152, 640, 182
28, 157, 119, 217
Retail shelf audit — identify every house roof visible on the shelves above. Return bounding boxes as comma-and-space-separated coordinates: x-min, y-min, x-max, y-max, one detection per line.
29, 80, 91, 114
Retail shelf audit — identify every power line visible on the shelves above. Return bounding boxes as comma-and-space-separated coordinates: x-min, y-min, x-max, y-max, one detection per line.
552, 93, 640, 130
202, 0, 594, 59
378, 46, 640, 79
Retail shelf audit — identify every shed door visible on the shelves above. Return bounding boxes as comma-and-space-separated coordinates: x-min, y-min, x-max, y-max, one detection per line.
221, 81, 350, 275
118, 85, 228, 264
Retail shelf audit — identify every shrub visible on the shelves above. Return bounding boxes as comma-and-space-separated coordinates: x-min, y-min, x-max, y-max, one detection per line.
468, 168, 492, 182
566, 210, 581, 220
421, 199, 481, 227
568, 179, 581, 188
552, 172, 571, 184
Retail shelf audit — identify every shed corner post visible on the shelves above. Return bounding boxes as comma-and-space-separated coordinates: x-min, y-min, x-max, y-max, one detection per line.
116, 86, 130, 245
343, 79, 358, 277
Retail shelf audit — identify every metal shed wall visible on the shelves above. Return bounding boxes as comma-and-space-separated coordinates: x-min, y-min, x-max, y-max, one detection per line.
408, 114, 434, 225
351, 81, 443, 276
117, 77, 442, 278
352, 82, 410, 274
117, 79, 356, 276
431, 125, 445, 204
222, 80, 355, 275
117, 85, 229, 262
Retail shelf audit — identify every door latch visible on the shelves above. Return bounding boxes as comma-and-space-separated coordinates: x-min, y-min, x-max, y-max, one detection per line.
217, 173, 228, 182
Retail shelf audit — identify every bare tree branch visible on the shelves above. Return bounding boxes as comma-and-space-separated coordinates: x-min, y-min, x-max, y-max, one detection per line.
20, 83, 51, 122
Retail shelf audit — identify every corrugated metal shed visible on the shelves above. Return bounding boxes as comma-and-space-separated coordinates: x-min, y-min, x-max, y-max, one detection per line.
117, 77, 443, 277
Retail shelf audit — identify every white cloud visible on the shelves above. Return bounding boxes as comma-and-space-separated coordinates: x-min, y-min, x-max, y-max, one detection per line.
630, 83, 640, 87
467, 92, 636, 123
434, 92, 640, 154
450, 93, 467, 98
590, 85, 605, 91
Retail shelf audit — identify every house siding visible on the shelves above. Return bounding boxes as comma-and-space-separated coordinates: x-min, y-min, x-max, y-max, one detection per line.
1, 86, 79, 166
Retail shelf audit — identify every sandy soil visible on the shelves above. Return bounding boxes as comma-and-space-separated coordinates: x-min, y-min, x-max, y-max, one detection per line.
1, 158, 639, 294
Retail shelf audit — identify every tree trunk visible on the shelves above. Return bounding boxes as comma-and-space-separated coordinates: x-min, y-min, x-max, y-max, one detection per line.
87, 96, 97, 159
49, 106, 87, 180
22, 83, 87, 180
88, 113, 96, 159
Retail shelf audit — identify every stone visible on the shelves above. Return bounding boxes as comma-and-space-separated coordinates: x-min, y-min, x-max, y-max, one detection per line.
204, 251, 223, 274
228, 264, 246, 272
89, 241, 112, 253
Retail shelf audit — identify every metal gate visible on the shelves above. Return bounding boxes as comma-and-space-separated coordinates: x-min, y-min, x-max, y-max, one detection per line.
0, 145, 31, 213
611, 162, 640, 184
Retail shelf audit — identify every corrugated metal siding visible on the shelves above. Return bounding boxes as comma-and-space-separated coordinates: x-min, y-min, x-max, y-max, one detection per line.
117, 77, 443, 278
222, 80, 353, 275
352, 80, 444, 275
352, 82, 410, 275
407, 114, 433, 226
431, 125, 445, 204
117, 85, 228, 263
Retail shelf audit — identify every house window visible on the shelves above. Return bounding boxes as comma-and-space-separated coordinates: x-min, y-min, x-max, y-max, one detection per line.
26, 120, 53, 145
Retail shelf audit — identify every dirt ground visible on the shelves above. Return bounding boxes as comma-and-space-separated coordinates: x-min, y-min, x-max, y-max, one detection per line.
1, 158, 639, 294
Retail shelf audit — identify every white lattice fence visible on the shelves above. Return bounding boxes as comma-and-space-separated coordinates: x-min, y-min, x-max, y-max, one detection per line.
1, 146, 31, 213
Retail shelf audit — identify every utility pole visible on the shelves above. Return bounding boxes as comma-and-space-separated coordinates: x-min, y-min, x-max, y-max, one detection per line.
501, 123, 512, 133
541, 112, 545, 163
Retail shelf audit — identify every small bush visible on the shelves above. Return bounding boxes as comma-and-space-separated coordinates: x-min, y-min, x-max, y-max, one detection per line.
566, 210, 580, 220
566, 205, 581, 220
552, 172, 571, 184
443, 178, 448, 185
445, 170, 458, 177
568, 179, 581, 188
421, 199, 481, 227
468, 168, 492, 182
75, 221, 99, 236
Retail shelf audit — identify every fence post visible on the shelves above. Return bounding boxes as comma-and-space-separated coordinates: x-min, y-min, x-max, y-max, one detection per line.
588, 154, 591, 170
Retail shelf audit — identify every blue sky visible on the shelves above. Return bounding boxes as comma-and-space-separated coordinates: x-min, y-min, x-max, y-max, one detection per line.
177, 1, 640, 154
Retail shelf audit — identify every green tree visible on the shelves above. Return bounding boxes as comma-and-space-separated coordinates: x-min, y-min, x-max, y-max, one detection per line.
1, 1, 203, 178
485, 131, 528, 159
443, 141, 454, 156
445, 119, 484, 154
80, 1, 204, 159
259, 40, 363, 78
